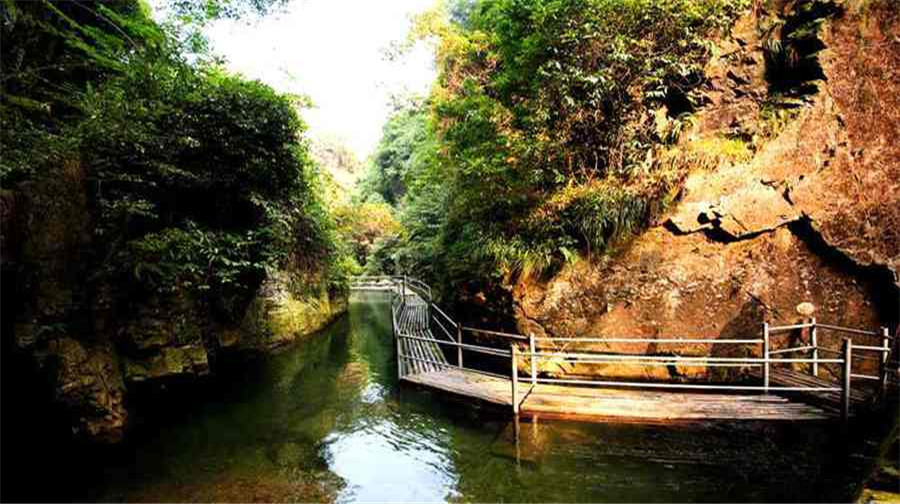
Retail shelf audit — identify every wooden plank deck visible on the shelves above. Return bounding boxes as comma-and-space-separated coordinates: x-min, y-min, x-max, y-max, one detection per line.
403, 368, 835, 423
360, 278, 861, 424
761, 368, 873, 413
397, 299, 448, 374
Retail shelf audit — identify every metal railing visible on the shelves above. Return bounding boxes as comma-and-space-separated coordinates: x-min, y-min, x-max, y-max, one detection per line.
356, 275, 893, 421
766, 319, 893, 391
351, 274, 433, 303
514, 332, 851, 419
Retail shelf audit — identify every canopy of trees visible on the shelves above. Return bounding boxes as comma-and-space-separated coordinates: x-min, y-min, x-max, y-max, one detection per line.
1, 0, 347, 323
362, 0, 749, 290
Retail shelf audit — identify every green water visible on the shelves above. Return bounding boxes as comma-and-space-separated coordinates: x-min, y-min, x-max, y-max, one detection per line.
83, 294, 866, 502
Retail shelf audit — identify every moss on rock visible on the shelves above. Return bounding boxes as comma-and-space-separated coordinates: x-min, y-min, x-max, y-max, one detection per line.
238, 268, 348, 350
46, 338, 127, 443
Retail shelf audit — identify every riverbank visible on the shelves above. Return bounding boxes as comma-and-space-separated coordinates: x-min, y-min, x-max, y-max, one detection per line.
3, 294, 894, 502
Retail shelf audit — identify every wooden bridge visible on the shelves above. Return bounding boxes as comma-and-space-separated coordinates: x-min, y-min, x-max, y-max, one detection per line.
351, 276, 896, 424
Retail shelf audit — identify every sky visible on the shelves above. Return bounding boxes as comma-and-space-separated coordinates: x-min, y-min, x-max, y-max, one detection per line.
203, 0, 437, 160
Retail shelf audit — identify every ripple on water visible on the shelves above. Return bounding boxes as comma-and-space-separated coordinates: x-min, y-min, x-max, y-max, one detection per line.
324, 417, 457, 503
76, 296, 876, 503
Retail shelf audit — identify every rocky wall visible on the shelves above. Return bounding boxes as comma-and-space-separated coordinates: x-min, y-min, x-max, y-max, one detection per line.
511, 1, 899, 381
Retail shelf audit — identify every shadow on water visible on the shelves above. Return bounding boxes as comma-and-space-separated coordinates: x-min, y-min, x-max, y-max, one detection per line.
2, 291, 895, 502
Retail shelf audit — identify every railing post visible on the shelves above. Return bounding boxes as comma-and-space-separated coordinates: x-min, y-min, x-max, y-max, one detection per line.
842, 338, 852, 422
763, 322, 770, 394
457, 325, 464, 369
391, 301, 397, 338
529, 332, 537, 386
511, 345, 519, 415
396, 331, 404, 379
810, 317, 818, 378
881, 327, 890, 395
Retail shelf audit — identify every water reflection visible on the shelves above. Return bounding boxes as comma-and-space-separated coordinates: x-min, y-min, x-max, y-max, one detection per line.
325, 294, 458, 502
83, 292, 866, 503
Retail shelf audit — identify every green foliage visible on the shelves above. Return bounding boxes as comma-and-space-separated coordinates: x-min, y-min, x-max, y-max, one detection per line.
2, 0, 348, 324
392, 0, 749, 282
1, 0, 154, 183
761, 0, 839, 98
166, 0, 289, 23
445, 0, 747, 181
333, 201, 402, 267
113, 224, 267, 314
359, 99, 433, 205
75, 57, 344, 308
355, 101, 451, 283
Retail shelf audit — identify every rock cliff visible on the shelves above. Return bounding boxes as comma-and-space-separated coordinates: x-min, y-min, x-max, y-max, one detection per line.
1, 164, 346, 442
511, 1, 899, 379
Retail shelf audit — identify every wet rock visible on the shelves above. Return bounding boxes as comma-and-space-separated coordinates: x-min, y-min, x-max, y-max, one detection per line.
123, 291, 205, 352
125, 344, 209, 382
13, 160, 92, 350
48, 338, 127, 443
7, 157, 349, 442
0, 190, 16, 267
238, 267, 347, 350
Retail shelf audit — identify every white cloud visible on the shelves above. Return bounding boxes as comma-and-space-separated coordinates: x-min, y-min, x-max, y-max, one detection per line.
204, 0, 436, 159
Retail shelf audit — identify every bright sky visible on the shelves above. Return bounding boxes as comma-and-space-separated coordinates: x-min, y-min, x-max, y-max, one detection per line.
204, 0, 437, 159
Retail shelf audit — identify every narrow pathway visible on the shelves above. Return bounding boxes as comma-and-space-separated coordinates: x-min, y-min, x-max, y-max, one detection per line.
352, 276, 894, 425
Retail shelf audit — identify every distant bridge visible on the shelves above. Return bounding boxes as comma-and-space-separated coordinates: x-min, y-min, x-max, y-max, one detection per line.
351, 275, 896, 423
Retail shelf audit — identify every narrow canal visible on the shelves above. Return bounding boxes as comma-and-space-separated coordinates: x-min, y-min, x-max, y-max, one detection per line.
5, 293, 881, 502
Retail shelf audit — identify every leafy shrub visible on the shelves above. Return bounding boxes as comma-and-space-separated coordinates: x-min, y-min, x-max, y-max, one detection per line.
2, 0, 348, 324
359, 100, 433, 205
400, 0, 749, 281
333, 201, 402, 266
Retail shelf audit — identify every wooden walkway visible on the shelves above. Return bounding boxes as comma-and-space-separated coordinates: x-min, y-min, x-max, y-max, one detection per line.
405, 368, 833, 422
762, 368, 873, 414
352, 276, 894, 425
395, 296, 449, 374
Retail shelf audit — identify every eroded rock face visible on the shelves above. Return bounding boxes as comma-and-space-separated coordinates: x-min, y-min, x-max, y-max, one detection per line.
229, 267, 347, 351
45, 338, 127, 443
6, 160, 348, 442
0, 190, 16, 267
12, 160, 92, 351
512, 3, 899, 379
667, 1, 900, 275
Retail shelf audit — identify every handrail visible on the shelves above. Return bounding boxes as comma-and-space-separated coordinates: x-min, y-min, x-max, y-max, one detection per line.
529, 351, 843, 364
462, 326, 529, 341
763, 320, 891, 401
405, 276, 433, 299
767, 322, 816, 333
769, 345, 815, 355
816, 323, 886, 338
535, 336, 762, 344
384, 275, 888, 421
404, 281, 431, 301
854, 345, 892, 352
431, 303, 458, 329
397, 332, 512, 357
533, 378, 842, 392
815, 347, 880, 361
431, 314, 456, 342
